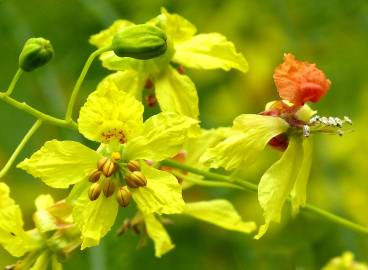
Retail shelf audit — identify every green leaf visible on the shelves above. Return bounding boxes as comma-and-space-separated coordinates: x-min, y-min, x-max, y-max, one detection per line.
291, 138, 313, 215
184, 200, 257, 233
131, 163, 185, 214
125, 112, 198, 161
143, 213, 175, 257
173, 33, 248, 72
17, 140, 100, 189
155, 65, 199, 119
201, 114, 289, 170
256, 136, 303, 239
72, 190, 119, 249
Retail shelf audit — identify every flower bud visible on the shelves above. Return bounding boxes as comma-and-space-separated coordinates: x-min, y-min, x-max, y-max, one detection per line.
127, 160, 140, 172
116, 186, 132, 207
102, 160, 118, 177
88, 183, 101, 201
111, 24, 167, 60
125, 171, 147, 188
88, 169, 101, 183
19, 37, 54, 72
103, 178, 116, 197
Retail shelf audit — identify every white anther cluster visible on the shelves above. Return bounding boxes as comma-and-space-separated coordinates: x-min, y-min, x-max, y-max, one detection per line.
306, 115, 353, 137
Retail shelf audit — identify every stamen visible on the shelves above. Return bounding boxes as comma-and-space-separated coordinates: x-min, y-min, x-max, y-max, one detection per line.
116, 186, 132, 207
88, 183, 101, 201
127, 160, 141, 172
88, 169, 102, 183
103, 178, 116, 197
102, 160, 118, 177
125, 171, 147, 188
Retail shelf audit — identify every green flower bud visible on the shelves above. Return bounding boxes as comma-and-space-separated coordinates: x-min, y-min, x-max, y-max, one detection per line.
18, 37, 54, 72
111, 24, 167, 60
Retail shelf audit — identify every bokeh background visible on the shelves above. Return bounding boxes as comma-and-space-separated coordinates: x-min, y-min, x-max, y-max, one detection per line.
1, 0, 368, 269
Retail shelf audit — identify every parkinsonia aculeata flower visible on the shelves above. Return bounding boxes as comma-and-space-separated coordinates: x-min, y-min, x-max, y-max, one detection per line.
90, 8, 248, 119
0, 183, 80, 270
17, 83, 198, 249
201, 53, 353, 238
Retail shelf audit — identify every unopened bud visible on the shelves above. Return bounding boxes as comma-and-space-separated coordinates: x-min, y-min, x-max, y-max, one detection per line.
102, 160, 118, 177
97, 157, 109, 171
112, 24, 167, 60
127, 160, 140, 172
88, 183, 101, 201
116, 186, 132, 207
19, 37, 54, 72
88, 169, 101, 183
125, 171, 147, 188
103, 178, 116, 197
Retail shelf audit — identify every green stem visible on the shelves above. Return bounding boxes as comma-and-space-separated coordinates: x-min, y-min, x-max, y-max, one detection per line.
0, 92, 77, 130
5, 68, 23, 96
173, 171, 244, 190
65, 47, 109, 121
0, 119, 42, 178
161, 159, 368, 235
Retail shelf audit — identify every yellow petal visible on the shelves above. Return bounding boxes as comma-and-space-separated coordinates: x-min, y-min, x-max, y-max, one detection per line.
73, 190, 119, 249
78, 82, 144, 143
184, 200, 256, 233
131, 163, 185, 214
201, 114, 289, 170
256, 136, 303, 239
0, 183, 38, 257
173, 33, 248, 72
98, 70, 145, 100
290, 138, 313, 215
155, 66, 199, 119
89, 20, 135, 48
18, 140, 100, 188
125, 112, 198, 161
143, 213, 175, 257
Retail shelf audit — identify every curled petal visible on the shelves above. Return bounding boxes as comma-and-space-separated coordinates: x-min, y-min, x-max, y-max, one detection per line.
273, 53, 331, 105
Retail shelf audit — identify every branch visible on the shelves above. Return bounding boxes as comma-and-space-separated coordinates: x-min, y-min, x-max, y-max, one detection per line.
0, 119, 42, 178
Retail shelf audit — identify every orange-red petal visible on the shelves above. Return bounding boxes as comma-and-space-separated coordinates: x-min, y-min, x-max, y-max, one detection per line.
273, 53, 331, 105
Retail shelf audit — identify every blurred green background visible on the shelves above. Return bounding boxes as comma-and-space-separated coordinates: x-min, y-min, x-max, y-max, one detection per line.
1, 0, 368, 269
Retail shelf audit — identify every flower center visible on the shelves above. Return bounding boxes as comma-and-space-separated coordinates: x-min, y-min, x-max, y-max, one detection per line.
101, 128, 126, 144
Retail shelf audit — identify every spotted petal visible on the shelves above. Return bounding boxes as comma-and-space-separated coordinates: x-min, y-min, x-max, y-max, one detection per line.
131, 163, 185, 214
78, 82, 144, 143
